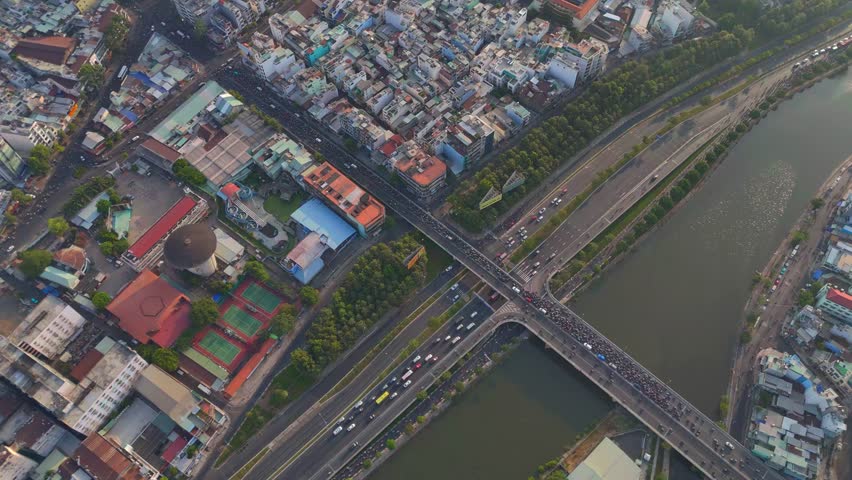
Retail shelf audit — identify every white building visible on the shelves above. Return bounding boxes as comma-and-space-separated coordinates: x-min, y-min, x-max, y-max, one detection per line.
547, 38, 608, 87
238, 32, 304, 81
9, 297, 86, 361
815, 286, 852, 326
170, 0, 215, 24
654, 1, 695, 39
0, 336, 147, 436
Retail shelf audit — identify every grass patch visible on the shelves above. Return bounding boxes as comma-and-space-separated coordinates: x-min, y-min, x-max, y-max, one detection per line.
230, 447, 269, 480
263, 192, 306, 225
415, 232, 454, 281
322, 271, 466, 402
216, 406, 274, 466
216, 365, 315, 466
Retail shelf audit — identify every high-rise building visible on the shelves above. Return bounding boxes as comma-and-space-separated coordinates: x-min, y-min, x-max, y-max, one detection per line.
0, 137, 26, 187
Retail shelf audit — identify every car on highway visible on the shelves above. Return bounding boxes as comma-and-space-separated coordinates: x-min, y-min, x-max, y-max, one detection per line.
5, 245, 14, 253
346, 423, 356, 432
425, 354, 433, 362
402, 380, 412, 388
444, 334, 452, 342
414, 362, 422, 370
333, 426, 343, 436
390, 392, 399, 399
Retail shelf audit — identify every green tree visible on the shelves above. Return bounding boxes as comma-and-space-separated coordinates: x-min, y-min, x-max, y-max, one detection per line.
290, 348, 318, 375
4, 212, 17, 225
96, 199, 112, 214
190, 298, 219, 326
105, 16, 130, 52
78, 63, 105, 95
206, 279, 233, 294
112, 237, 129, 255
152, 348, 179, 372
172, 158, 207, 186
28, 144, 51, 175
300, 286, 319, 306
47, 217, 70, 237
791, 230, 808, 246
100, 241, 115, 257
798, 290, 815, 307
810, 198, 825, 210
271, 389, 289, 407
416, 390, 427, 401
269, 308, 296, 337
385, 439, 396, 450
10, 189, 32, 204
243, 259, 270, 282
92, 291, 112, 310
193, 18, 208, 40
18, 249, 52, 278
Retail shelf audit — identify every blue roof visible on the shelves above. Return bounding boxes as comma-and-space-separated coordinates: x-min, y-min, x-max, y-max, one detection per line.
291, 198, 355, 250
813, 269, 824, 280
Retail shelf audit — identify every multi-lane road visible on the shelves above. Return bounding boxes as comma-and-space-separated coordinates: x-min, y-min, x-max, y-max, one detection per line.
504, 34, 852, 295
217, 69, 785, 480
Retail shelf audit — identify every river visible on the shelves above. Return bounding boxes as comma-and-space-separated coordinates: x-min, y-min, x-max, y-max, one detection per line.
370, 69, 852, 479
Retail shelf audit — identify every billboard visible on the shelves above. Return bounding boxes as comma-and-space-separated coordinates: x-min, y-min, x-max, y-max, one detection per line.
479, 187, 503, 210
502, 170, 525, 193
405, 245, 426, 270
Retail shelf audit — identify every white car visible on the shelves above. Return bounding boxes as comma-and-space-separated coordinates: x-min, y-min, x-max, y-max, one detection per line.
5, 245, 14, 253
403, 380, 412, 388
346, 423, 356, 432
315, 137, 322, 143
333, 426, 343, 436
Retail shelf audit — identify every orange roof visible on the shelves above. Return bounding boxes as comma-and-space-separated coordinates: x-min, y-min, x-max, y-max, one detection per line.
548, 0, 600, 19
53, 245, 87, 271
223, 338, 275, 398
302, 162, 385, 231
395, 154, 446, 187
220, 182, 241, 199
106, 270, 192, 347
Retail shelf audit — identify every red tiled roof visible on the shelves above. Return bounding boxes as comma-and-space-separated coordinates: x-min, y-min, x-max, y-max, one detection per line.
140, 138, 181, 163
219, 182, 240, 199
73, 434, 145, 480
160, 435, 188, 463
223, 338, 275, 398
70, 350, 104, 382
826, 289, 852, 310
127, 196, 197, 259
548, 0, 600, 19
54, 246, 87, 272
106, 270, 192, 347
12, 36, 77, 65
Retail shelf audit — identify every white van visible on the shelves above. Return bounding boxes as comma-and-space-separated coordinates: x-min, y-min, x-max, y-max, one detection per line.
470, 311, 478, 319
333, 426, 343, 436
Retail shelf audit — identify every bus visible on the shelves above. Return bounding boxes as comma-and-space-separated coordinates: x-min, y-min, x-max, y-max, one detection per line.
401, 369, 414, 382
375, 391, 390, 405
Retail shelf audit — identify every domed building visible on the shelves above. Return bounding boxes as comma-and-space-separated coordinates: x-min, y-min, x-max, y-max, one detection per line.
163, 224, 218, 277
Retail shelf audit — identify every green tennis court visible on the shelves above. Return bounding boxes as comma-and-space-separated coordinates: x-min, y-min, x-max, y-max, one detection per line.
241, 283, 282, 312
222, 305, 262, 337
198, 331, 241, 364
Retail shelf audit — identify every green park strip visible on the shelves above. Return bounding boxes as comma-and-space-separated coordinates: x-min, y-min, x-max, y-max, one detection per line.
216, 364, 316, 466
322, 270, 468, 402
511, 69, 767, 265
229, 447, 269, 480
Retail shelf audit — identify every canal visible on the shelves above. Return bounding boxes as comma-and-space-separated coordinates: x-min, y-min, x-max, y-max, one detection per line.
370, 69, 852, 479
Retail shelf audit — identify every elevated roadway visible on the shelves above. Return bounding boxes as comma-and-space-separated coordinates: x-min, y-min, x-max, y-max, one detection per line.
218, 73, 785, 480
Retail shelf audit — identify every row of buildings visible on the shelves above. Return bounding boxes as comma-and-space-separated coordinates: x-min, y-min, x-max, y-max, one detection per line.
0, 0, 130, 187
170, 0, 270, 49
0, 295, 227, 478
233, 0, 614, 199
747, 346, 848, 480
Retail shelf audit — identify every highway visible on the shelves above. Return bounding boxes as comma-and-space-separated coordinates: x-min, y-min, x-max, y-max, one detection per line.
505, 34, 852, 294
496, 31, 852, 291
218, 70, 785, 480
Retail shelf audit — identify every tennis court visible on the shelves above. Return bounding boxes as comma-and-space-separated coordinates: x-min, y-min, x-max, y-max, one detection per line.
241, 283, 282, 312
198, 331, 241, 364
222, 305, 262, 337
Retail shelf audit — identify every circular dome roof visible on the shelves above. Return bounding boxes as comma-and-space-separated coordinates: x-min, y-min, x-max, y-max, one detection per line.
163, 224, 217, 269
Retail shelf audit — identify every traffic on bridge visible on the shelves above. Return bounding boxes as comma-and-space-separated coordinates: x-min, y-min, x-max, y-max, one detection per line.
218, 68, 785, 480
